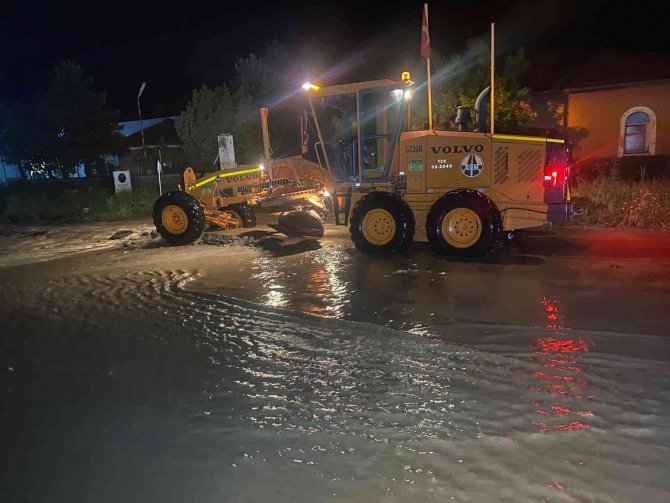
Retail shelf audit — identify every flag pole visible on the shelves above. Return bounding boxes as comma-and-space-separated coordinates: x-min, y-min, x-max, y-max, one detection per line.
423, 3, 433, 130
490, 22, 495, 135
427, 57, 433, 130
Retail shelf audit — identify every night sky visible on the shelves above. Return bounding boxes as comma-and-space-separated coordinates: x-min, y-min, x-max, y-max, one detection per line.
2, 0, 668, 119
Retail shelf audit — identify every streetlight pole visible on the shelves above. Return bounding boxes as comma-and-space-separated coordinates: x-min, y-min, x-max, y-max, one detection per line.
137, 82, 147, 158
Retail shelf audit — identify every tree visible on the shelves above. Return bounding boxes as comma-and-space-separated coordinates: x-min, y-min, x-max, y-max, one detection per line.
178, 41, 305, 168
176, 84, 261, 169
0, 103, 45, 179
38, 60, 126, 176
0, 61, 125, 178
233, 40, 301, 159
422, 40, 536, 133
234, 40, 292, 100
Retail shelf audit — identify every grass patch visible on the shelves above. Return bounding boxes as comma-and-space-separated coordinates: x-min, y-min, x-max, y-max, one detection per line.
0, 186, 160, 224
572, 176, 670, 228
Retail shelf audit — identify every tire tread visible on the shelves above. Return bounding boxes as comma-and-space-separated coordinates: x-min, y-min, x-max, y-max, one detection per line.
152, 191, 206, 245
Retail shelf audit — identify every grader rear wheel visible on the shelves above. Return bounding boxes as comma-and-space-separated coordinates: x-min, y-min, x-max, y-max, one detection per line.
441, 207, 482, 249
361, 208, 396, 246
152, 191, 206, 245
426, 190, 502, 257
350, 191, 414, 254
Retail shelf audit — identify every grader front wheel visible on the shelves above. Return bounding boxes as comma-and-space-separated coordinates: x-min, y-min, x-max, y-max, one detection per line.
152, 191, 206, 245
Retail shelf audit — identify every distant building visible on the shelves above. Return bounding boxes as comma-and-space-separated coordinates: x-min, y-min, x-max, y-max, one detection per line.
106, 116, 185, 175
527, 51, 670, 178
0, 158, 20, 185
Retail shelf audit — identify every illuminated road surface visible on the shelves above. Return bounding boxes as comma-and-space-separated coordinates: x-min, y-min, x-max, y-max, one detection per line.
1, 224, 669, 501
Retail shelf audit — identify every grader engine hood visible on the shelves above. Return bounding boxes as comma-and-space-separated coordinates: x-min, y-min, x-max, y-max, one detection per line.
400, 131, 493, 193
400, 130, 555, 231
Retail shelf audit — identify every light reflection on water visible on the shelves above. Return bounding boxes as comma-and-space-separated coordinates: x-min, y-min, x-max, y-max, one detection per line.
2, 271, 669, 502
251, 246, 353, 318
532, 297, 593, 434
529, 296, 594, 493
248, 245, 444, 337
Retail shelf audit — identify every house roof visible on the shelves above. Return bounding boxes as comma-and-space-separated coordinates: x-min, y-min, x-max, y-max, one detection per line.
119, 116, 180, 137
123, 117, 182, 148
527, 49, 670, 92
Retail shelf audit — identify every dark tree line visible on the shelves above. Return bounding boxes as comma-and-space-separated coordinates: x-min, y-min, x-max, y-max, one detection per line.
0, 40, 543, 180
0, 61, 126, 179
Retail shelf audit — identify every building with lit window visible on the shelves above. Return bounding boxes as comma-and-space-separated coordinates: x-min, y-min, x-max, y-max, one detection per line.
527, 51, 670, 178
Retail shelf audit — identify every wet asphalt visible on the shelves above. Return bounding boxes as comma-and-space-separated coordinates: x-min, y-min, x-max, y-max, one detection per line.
1, 222, 669, 502
196, 224, 670, 340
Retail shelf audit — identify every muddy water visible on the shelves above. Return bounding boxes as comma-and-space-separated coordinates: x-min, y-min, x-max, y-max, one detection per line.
2, 269, 669, 502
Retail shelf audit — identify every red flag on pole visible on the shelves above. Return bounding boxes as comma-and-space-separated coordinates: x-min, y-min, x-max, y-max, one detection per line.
421, 3, 431, 59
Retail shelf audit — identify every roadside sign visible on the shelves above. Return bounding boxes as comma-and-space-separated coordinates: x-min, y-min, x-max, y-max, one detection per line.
113, 170, 132, 193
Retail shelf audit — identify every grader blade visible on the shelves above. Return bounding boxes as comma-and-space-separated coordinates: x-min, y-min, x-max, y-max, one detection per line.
268, 209, 325, 238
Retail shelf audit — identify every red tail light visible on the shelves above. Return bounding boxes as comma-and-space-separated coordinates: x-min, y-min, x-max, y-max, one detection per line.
544, 166, 563, 188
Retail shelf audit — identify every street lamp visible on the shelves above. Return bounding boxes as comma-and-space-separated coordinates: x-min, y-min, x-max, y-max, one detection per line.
137, 81, 147, 158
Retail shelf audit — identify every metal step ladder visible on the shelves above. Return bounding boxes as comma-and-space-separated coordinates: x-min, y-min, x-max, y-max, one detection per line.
332, 188, 352, 226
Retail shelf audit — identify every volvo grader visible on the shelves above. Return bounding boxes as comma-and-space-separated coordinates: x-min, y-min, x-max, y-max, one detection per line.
302, 78, 569, 256
153, 76, 569, 256
153, 107, 332, 245
152, 155, 330, 245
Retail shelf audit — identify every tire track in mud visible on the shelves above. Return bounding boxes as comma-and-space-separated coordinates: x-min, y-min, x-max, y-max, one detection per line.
2, 269, 669, 501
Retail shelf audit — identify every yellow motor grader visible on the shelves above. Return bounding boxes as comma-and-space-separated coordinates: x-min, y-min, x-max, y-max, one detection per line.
152, 157, 330, 245
154, 75, 569, 256
152, 106, 333, 246
301, 77, 569, 256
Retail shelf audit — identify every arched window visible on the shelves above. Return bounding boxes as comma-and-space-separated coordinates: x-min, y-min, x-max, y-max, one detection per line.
624, 112, 650, 154
619, 107, 656, 156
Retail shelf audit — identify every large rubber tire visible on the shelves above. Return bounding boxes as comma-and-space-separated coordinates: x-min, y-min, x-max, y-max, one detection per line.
152, 191, 205, 245
349, 191, 415, 254
426, 189, 502, 257
221, 203, 257, 228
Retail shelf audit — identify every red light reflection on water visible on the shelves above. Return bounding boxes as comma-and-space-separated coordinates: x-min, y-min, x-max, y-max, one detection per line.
531, 297, 593, 434
538, 338, 588, 353
555, 421, 589, 431
546, 481, 565, 491
531, 297, 594, 493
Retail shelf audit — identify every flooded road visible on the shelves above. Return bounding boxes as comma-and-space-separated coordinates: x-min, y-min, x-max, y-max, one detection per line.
1, 224, 669, 501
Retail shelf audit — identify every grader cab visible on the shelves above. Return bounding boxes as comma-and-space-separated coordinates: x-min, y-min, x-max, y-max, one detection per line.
303, 77, 568, 256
